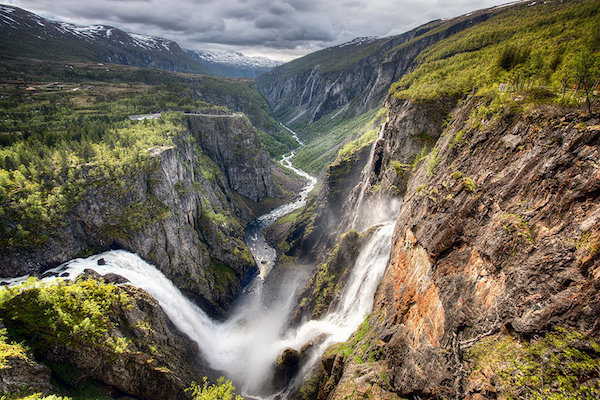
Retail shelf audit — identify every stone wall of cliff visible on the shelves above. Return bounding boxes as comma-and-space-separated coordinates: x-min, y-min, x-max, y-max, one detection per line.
187, 113, 281, 201
303, 96, 600, 399
256, 13, 491, 126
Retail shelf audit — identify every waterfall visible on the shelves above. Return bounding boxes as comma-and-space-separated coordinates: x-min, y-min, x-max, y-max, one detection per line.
1, 124, 396, 398
31, 220, 394, 397
349, 117, 389, 231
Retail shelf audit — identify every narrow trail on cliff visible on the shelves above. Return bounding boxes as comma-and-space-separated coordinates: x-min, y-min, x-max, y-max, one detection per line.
5, 125, 397, 399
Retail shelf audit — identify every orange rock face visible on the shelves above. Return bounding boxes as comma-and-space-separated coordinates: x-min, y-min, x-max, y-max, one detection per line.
313, 97, 600, 400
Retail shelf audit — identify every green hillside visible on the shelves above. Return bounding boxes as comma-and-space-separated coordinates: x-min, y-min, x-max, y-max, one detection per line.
391, 0, 600, 104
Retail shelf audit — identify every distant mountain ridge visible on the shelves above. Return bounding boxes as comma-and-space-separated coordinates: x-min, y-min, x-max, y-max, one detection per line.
0, 5, 207, 73
187, 49, 282, 78
0, 5, 281, 77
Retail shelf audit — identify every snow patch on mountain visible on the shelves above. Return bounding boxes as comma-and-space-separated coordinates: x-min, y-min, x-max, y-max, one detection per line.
189, 49, 282, 69
337, 36, 379, 48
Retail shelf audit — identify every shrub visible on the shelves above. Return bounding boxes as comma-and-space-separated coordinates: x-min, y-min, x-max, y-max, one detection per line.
186, 377, 242, 400
0, 278, 131, 354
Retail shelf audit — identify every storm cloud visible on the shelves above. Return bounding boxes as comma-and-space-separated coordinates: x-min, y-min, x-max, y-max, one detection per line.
6, 0, 510, 60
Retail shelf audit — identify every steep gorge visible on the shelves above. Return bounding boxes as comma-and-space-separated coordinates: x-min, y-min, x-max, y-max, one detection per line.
256, 9, 493, 127
2, 0, 600, 399
0, 112, 285, 316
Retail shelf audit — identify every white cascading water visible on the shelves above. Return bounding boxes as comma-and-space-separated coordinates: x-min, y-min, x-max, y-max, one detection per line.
1, 125, 396, 398
349, 117, 390, 231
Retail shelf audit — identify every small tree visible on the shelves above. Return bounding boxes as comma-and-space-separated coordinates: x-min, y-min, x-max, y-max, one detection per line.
554, 62, 573, 101
569, 50, 600, 114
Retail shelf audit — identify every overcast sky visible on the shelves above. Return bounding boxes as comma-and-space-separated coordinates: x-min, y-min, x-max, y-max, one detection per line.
5, 0, 511, 61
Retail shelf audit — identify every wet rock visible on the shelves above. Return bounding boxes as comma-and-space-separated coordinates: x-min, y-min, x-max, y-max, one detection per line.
272, 348, 300, 392
77, 268, 103, 282
40, 270, 59, 279
97, 258, 106, 265
102, 273, 130, 284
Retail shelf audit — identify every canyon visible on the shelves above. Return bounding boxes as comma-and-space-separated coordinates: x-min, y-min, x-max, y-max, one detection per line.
1, 0, 599, 399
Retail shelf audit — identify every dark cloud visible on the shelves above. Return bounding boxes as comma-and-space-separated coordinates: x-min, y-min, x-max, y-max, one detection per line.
7, 0, 510, 61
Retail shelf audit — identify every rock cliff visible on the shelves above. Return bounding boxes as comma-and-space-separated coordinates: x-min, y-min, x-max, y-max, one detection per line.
0, 112, 280, 317
187, 113, 281, 201
256, 12, 491, 126
303, 96, 600, 399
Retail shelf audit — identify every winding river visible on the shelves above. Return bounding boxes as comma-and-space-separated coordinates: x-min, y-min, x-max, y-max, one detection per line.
245, 126, 316, 279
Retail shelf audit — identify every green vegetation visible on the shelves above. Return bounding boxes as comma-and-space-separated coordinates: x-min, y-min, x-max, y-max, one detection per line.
0, 278, 131, 354
0, 277, 187, 400
327, 313, 383, 364
305, 231, 360, 317
450, 129, 466, 147
0, 105, 184, 247
390, 0, 600, 110
411, 145, 431, 171
0, 58, 293, 248
293, 108, 381, 174
3, 394, 73, 400
462, 176, 477, 193
500, 212, 535, 245
189, 74, 296, 157
576, 230, 600, 258
186, 377, 242, 400
0, 59, 295, 157
426, 148, 440, 177
0, 328, 30, 369
468, 328, 600, 399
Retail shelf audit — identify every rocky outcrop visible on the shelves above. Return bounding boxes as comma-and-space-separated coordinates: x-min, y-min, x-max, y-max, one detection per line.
272, 348, 301, 393
0, 334, 53, 395
187, 113, 281, 201
290, 229, 375, 325
1, 274, 210, 399
305, 98, 600, 399
0, 112, 279, 317
284, 145, 372, 263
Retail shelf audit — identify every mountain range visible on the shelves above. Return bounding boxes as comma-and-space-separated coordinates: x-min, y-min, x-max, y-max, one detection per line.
0, 4, 281, 77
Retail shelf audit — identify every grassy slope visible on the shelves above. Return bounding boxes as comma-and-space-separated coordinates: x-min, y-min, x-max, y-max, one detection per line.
292, 109, 382, 175
390, 0, 600, 101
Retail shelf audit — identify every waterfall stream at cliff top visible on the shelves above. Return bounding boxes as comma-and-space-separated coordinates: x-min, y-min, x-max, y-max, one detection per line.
3, 126, 396, 398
